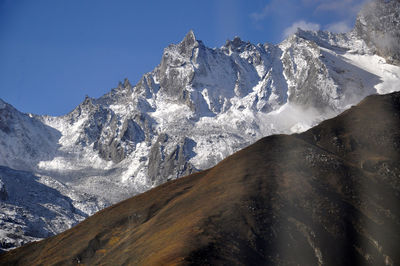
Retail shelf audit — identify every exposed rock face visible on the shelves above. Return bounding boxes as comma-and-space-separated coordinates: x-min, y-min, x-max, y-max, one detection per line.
281, 35, 339, 109
2, 92, 399, 265
354, 0, 400, 65
158, 31, 197, 105
1, 0, 400, 252
95, 117, 146, 163
148, 134, 197, 185
66, 94, 150, 164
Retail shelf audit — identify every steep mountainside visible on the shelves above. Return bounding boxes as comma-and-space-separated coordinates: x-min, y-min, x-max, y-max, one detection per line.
354, 0, 400, 65
1, 0, 400, 251
0, 166, 98, 250
2, 91, 399, 265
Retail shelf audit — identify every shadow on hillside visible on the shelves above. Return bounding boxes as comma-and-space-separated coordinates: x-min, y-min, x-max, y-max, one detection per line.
0, 165, 86, 240
0, 102, 63, 172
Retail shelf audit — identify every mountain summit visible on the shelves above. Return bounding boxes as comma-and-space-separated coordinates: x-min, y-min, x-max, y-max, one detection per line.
1, 0, 400, 251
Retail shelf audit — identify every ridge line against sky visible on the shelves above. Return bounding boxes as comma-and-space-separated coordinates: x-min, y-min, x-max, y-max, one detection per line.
0, 0, 368, 116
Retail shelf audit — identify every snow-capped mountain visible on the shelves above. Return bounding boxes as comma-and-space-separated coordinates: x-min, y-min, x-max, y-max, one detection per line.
1, 0, 400, 251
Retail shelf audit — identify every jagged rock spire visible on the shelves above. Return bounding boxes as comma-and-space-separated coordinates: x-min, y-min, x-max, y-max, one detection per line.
231, 36, 244, 47
177, 30, 199, 57
118, 81, 123, 89
182, 30, 196, 46
83, 94, 91, 104
123, 78, 132, 90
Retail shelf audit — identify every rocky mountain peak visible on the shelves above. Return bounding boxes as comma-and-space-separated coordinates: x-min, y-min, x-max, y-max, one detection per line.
223, 36, 250, 53
174, 29, 200, 59
156, 30, 200, 106
354, 0, 400, 64
83, 95, 93, 105
226, 36, 245, 47
123, 78, 132, 90
65, 95, 97, 123
159, 30, 199, 68
231, 36, 244, 45
182, 30, 196, 48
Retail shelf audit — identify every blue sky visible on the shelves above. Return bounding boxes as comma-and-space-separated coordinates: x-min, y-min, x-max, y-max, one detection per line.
0, 0, 367, 115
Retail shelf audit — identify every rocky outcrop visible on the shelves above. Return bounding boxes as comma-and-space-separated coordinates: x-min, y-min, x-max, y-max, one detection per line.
354, 0, 400, 65
281, 35, 339, 110
68, 94, 152, 163
148, 134, 197, 185
157, 31, 197, 104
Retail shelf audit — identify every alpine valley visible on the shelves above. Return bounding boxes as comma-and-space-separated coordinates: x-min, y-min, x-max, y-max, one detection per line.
0, 0, 400, 252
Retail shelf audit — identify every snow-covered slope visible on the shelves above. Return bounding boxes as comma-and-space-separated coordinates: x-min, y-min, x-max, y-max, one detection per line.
1, 0, 400, 251
0, 99, 60, 171
0, 166, 107, 252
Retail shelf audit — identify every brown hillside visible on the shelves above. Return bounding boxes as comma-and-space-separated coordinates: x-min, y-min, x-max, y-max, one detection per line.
1, 92, 400, 265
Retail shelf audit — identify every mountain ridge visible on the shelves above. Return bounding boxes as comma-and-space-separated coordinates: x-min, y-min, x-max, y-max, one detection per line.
1, 0, 400, 251
1, 91, 399, 265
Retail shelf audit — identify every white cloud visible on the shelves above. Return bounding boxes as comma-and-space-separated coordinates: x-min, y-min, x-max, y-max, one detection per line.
250, 0, 368, 37
316, 0, 353, 11
325, 21, 352, 33
283, 20, 321, 38
250, 2, 273, 21
316, 0, 368, 16
250, 0, 295, 21
251, 0, 368, 21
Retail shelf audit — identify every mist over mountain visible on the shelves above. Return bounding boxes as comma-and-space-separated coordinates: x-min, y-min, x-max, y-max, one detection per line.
0, 0, 400, 252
